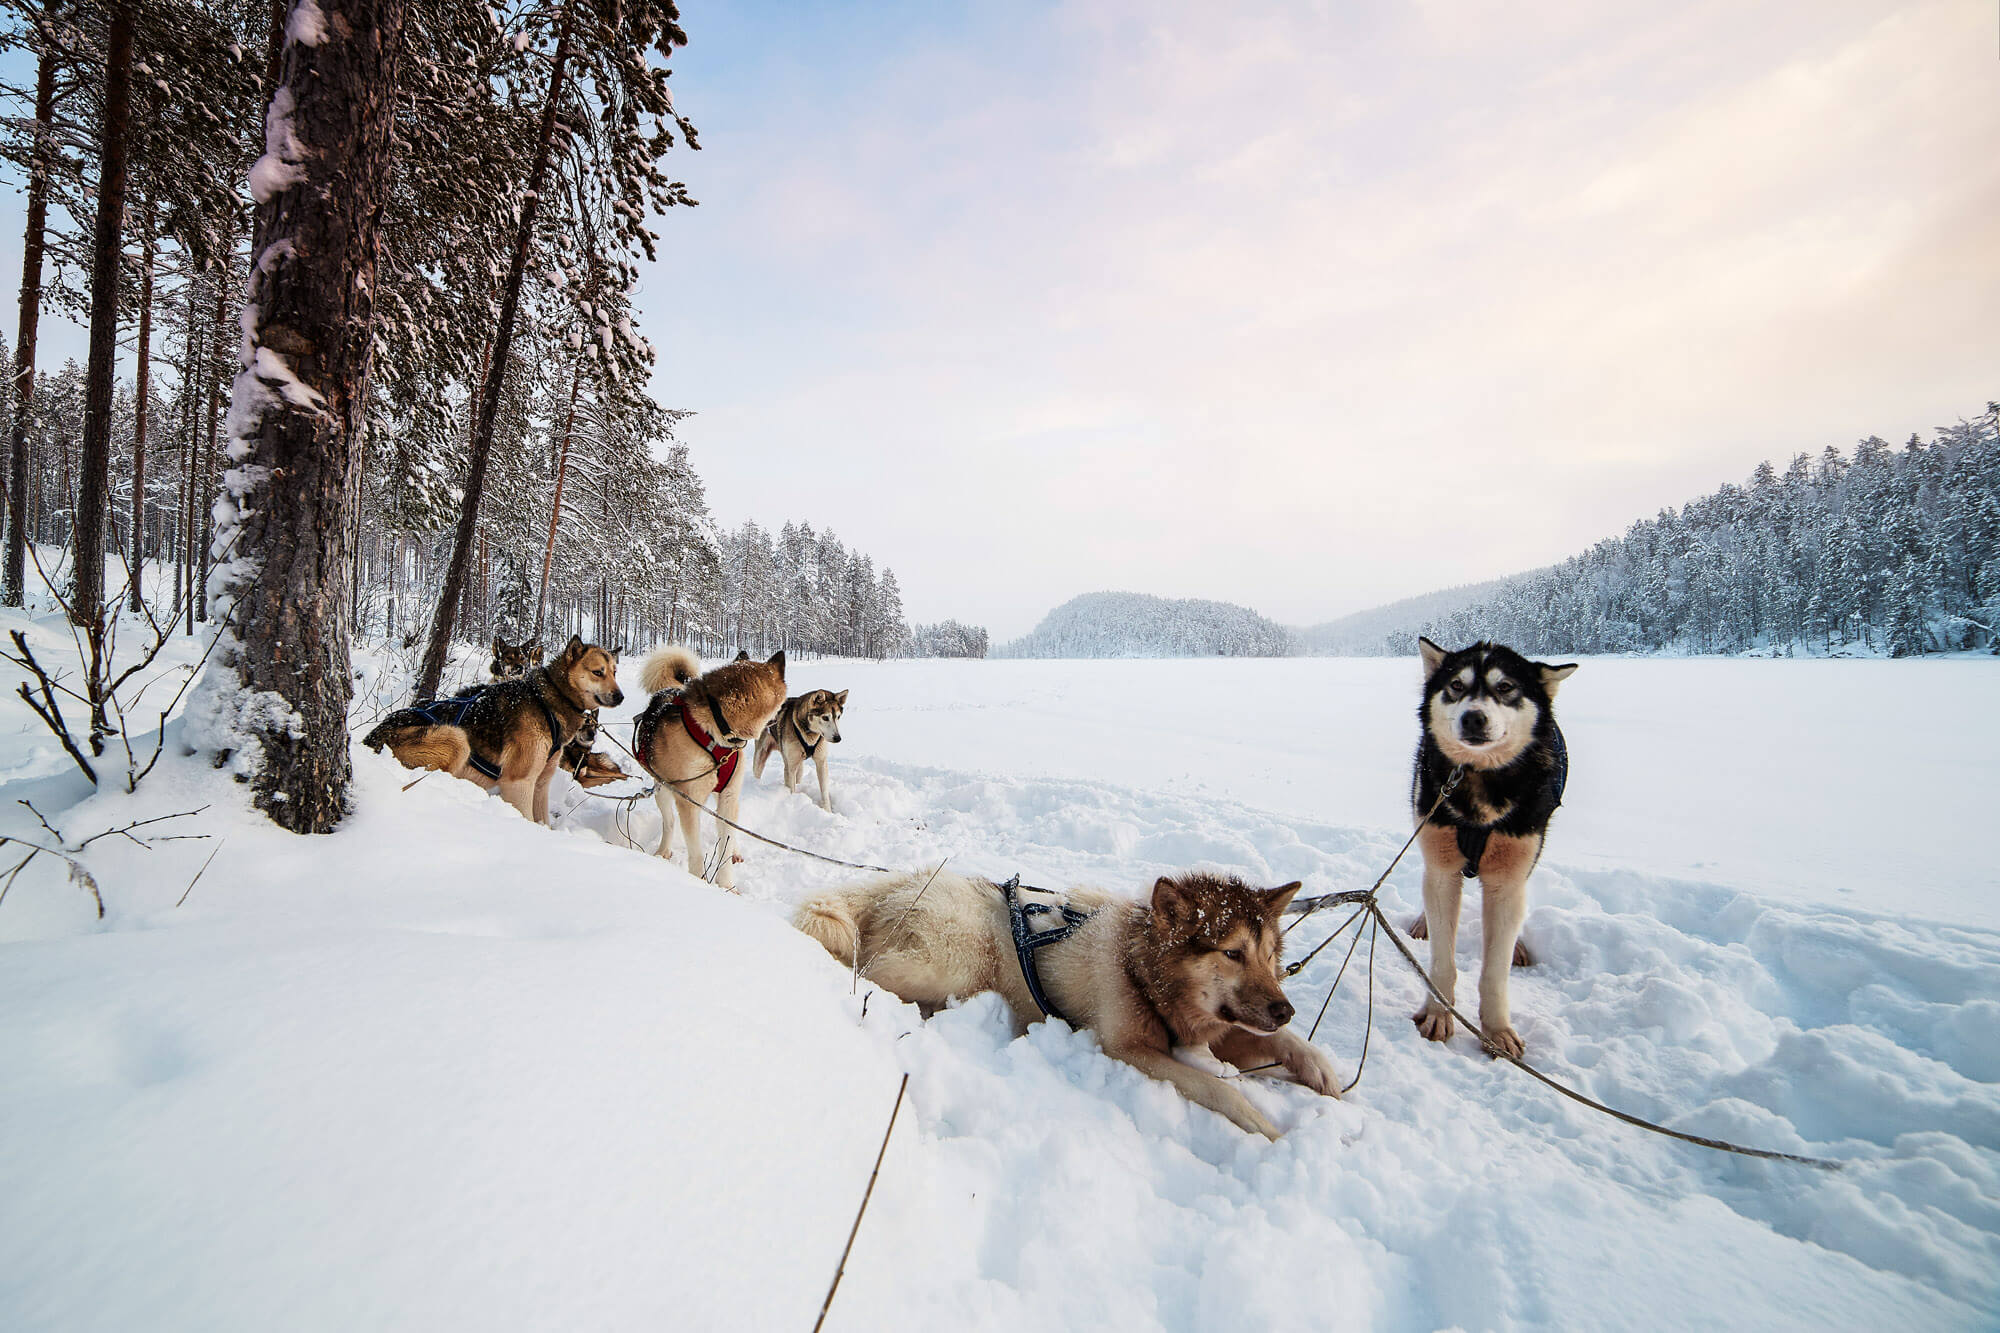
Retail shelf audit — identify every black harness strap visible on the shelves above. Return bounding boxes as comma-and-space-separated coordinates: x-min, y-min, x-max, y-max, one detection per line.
708, 693, 738, 746
793, 708, 821, 758
1002, 874, 1094, 1026
1459, 722, 1569, 879
526, 686, 566, 760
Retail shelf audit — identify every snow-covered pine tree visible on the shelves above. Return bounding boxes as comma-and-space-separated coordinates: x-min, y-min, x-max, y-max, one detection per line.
192, 0, 410, 832
416, 0, 697, 698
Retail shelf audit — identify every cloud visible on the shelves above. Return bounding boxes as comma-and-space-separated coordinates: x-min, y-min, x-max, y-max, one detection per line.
647, 0, 1998, 636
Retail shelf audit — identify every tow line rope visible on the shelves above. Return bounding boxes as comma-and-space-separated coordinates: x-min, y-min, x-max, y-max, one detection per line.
1276, 765, 1843, 1170
581, 722, 901, 874
398, 703, 1844, 1169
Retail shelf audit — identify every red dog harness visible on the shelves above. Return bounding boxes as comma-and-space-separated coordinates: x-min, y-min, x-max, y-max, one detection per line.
636, 691, 740, 789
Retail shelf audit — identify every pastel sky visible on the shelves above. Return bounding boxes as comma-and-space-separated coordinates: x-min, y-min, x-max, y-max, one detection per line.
6, 0, 1997, 638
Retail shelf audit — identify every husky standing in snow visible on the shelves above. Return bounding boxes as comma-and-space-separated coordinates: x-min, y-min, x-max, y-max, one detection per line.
795, 869, 1340, 1139
753, 688, 847, 810
1407, 637, 1576, 1059
630, 646, 788, 891
363, 636, 624, 823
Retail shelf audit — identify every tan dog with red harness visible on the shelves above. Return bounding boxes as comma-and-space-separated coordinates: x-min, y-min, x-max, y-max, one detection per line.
631, 646, 788, 890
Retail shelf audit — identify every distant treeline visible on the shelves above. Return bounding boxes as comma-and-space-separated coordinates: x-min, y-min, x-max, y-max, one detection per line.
1362, 403, 2000, 658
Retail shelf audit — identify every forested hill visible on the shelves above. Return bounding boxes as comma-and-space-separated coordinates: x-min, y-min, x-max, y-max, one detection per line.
1298, 576, 1526, 655
1319, 403, 2000, 658
998, 591, 1295, 658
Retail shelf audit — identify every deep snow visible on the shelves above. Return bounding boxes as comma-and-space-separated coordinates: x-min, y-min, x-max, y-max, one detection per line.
3, 621, 1997, 1331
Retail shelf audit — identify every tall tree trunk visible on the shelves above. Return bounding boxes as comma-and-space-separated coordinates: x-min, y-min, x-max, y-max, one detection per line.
127, 208, 154, 612
196, 281, 225, 623
4, 43, 54, 606
199, 0, 409, 832
534, 343, 585, 640
415, 0, 576, 698
72, 0, 137, 625
176, 270, 202, 624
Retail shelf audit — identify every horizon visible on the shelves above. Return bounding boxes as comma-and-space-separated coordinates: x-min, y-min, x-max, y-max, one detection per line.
2, 0, 1995, 640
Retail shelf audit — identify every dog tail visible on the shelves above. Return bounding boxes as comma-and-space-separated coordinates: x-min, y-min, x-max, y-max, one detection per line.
638, 645, 702, 696
794, 891, 861, 966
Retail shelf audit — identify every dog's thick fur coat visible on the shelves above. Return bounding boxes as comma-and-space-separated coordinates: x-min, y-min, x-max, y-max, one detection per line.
363, 636, 624, 822
753, 688, 847, 810
632, 646, 788, 890
1409, 637, 1576, 1058
795, 870, 1339, 1139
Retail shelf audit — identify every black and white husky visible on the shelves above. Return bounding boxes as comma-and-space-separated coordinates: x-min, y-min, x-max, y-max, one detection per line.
1408, 637, 1576, 1059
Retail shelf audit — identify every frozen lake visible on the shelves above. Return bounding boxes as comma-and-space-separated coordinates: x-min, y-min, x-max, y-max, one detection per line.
810, 655, 2000, 928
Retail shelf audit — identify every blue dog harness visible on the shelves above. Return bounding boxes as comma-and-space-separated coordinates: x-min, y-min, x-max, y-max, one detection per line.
1002, 874, 1095, 1026
403, 686, 564, 782
1457, 722, 1568, 878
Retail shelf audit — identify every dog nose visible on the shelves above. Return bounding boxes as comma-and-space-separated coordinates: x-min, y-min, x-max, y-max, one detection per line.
1269, 998, 1295, 1027
1460, 710, 1488, 736
608, 689, 625, 706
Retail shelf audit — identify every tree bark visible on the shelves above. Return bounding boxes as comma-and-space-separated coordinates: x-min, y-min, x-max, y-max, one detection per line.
196, 280, 224, 624
415, 0, 576, 698
206, 0, 409, 832
4, 43, 54, 607
534, 342, 585, 640
128, 208, 154, 612
72, 1, 137, 623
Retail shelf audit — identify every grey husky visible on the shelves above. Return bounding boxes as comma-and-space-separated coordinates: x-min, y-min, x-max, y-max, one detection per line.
753, 688, 847, 810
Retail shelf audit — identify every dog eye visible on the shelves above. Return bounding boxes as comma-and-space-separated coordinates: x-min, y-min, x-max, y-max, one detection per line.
1223, 948, 1244, 963
1493, 683, 1517, 700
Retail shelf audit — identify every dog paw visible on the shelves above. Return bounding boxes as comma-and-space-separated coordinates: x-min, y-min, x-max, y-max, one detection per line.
1289, 1045, 1344, 1098
1480, 1023, 1524, 1060
1408, 915, 1429, 940
1512, 939, 1534, 968
1414, 1004, 1454, 1043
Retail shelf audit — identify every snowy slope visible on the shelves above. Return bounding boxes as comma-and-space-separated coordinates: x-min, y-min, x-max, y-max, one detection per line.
3, 626, 1997, 1330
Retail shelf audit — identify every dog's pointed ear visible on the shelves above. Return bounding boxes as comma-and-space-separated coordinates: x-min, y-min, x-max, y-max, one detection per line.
1264, 881, 1302, 917
528, 642, 545, 664
834, 689, 848, 706
561, 634, 583, 663
1418, 637, 1447, 677
734, 649, 750, 662
1538, 662, 1578, 696
768, 649, 786, 678
1151, 876, 1195, 931
492, 635, 507, 656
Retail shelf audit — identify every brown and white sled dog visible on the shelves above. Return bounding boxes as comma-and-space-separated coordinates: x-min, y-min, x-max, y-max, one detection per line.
1408, 637, 1576, 1059
561, 711, 630, 789
631, 646, 788, 891
753, 688, 847, 810
795, 870, 1340, 1139
362, 636, 624, 823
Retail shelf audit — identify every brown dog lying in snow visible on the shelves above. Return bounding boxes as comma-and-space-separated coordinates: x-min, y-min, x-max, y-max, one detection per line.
795, 869, 1339, 1139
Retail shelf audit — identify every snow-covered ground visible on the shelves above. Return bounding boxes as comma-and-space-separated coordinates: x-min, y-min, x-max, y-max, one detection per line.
3, 621, 1996, 1330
